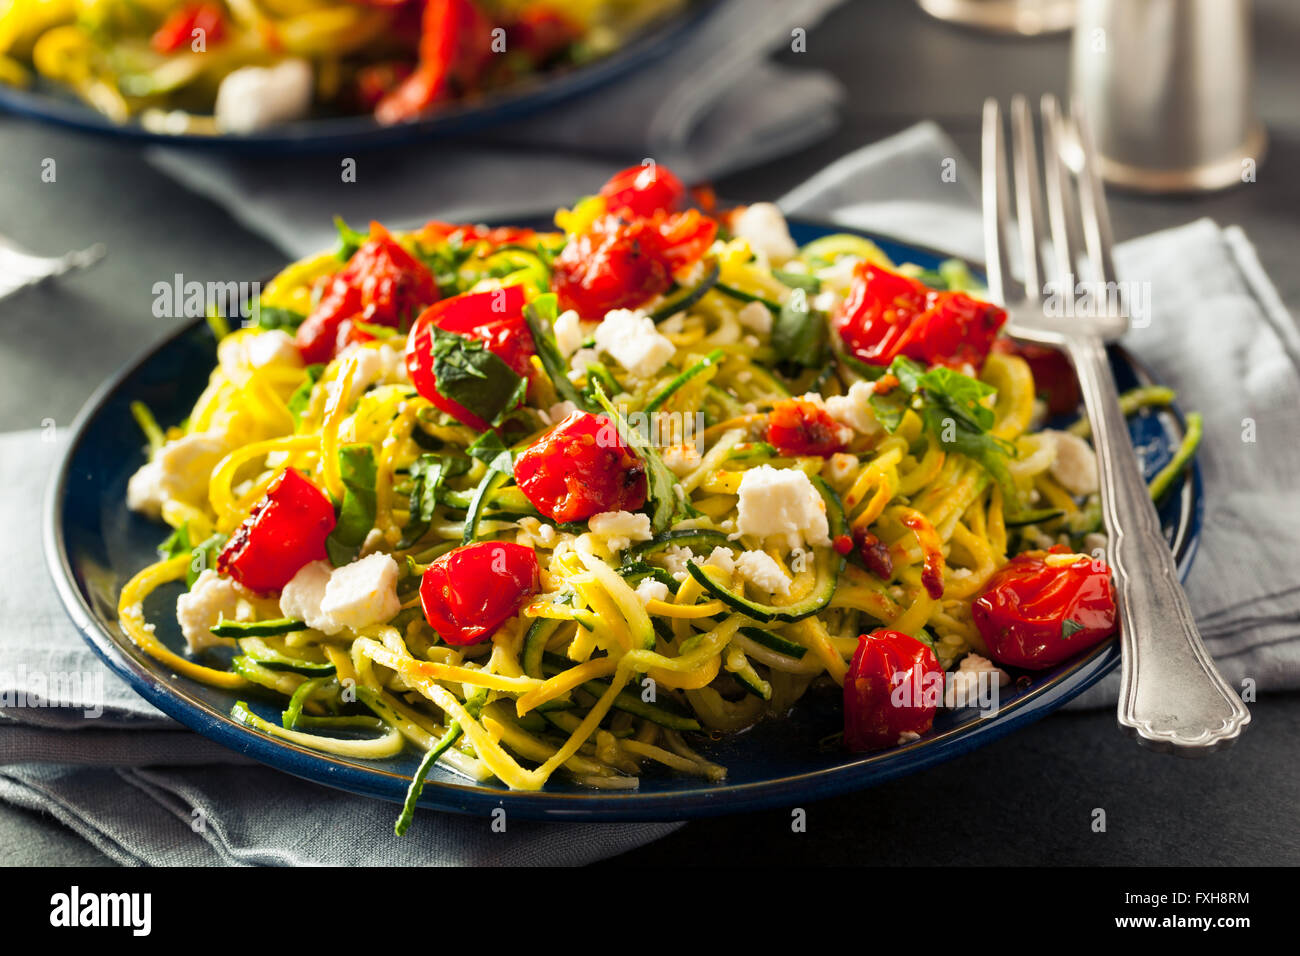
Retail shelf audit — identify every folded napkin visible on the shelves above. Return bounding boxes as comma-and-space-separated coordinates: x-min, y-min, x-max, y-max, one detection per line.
5, 122, 1298, 866
148, 0, 847, 259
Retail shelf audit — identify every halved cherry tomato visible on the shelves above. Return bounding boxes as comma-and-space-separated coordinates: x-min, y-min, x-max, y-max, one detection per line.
599, 164, 687, 219
843, 628, 944, 752
405, 284, 534, 430
217, 469, 336, 594
651, 208, 718, 273
991, 339, 1080, 416
295, 222, 438, 365
835, 262, 1006, 371
416, 220, 540, 249
766, 398, 846, 457
971, 548, 1117, 670
151, 3, 226, 54
551, 216, 672, 317
514, 410, 647, 523
375, 0, 495, 124
420, 542, 540, 645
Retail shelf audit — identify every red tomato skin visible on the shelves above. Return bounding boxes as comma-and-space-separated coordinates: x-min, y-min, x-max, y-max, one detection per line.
834, 262, 1006, 370
843, 629, 944, 752
971, 551, 1117, 670
416, 221, 540, 249
551, 216, 672, 317
152, 3, 226, 54
652, 208, 717, 273
419, 542, 540, 645
375, 0, 494, 124
295, 223, 438, 365
514, 411, 648, 523
766, 398, 846, 457
599, 165, 687, 219
404, 284, 533, 430
216, 469, 336, 594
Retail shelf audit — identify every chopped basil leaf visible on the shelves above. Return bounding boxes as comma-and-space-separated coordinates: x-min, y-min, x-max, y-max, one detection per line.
522, 294, 592, 411
326, 444, 377, 566
773, 269, 821, 293
334, 215, 369, 261
254, 304, 307, 333
287, 364, 325, 422
430, 327, 527, 428
1061, 618, 1085, 639
159, 525, 227, 588
772, 287, 828, 369
397, 453, 468, 549
590, 382, 680, 534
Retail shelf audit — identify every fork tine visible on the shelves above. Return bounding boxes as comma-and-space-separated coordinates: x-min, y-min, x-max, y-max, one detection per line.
1009, 94, 1048, 300
1070, 99, 1118, 286
981, 97, 1015, 307
1040, 93, 1085, 293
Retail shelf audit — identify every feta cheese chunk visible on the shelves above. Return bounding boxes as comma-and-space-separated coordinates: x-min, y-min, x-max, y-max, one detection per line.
319, 553, 402, 632
588, 510, 652, 553
177, 569, 256, 653
735, 465, 831, 549
218, 329, 302, 379
634, 578, 671, 606
339, 342, 405, 393
737, 300, 773, 335
733, 202, 797, 265
215, 59, 314, 133
126, 431, 228, 518
661, 442, 702, 477
660, 545, 696, 581
949, 652, 1010, 704
736, 549, 791, 595
703, 546, 736, 576
279, 560, 340, 635
594, 309, 674, 379
1045, 430, 1100, 496
553, 309, 585, 359
823, 380, 881, 437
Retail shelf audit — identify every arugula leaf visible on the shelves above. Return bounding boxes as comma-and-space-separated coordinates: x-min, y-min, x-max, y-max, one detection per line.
590, 382, 681, 534
334, 215, 369, 261
521, 294, 592, 411
772, 287, 828, 369
254, 304, 307, 333
326, 445, 378, 566
287, 364, 325, 422
430, 328, 528, 427
1061, 618, 1085, 639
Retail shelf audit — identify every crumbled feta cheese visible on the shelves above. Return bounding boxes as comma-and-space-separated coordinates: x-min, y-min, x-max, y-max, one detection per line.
703, 546, 736, 576
553, 309, 584, 358
569, 347, 601, 379
594, 309, 675, 379
737, 301, 773, 335
824, 380, 881, 436
949, 652, 1011, 704
587, 510, 652, 553
735, 549, 791, 595
660, 545, 696, 581
318, 553, 401, 632
661, 442, 702, 477
279, 560, 340, 635
218, 329, 302, 379
339, 342, 405, 394
735, 465, 831, 549
634, 578, 671, 606
126, 431, 229, 518
214, 59, 313, 133
177, 569, 255, 653
547, 401, 579, 426
1045, 430, 1100, 496
825, 452, 859, 488
733, 202, 797, 265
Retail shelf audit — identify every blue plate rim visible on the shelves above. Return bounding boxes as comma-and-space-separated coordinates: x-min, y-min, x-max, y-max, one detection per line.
0, 0, 722, 153
43, 218, 1203, 821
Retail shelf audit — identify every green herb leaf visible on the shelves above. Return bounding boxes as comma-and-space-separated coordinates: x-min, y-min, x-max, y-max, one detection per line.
773, 269, 821, 293
430, 328, 527, 428
772, 287, 828, 369
326, 445, 378, 566
397, 452, 468, 549
253, 304, 307, 333
1061, 618, 1085, 639
522, 294, 593, 411
287, 364, 325, 422
590, 382, 680, 534
462, 448, 513, 545
334, 215, 369, 261
160, 526, 228, 588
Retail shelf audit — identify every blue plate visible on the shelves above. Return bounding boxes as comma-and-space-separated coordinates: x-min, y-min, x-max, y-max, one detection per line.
0, 1, 718, 153
45, 219, 1203, 821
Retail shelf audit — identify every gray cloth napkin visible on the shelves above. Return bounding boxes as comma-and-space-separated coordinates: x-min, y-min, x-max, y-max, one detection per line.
147, 0, 847, 259
5, 121, 1298, 865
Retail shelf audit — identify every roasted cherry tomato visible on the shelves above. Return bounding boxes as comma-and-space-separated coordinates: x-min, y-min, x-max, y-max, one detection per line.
416, 220, 540, 250
991, 339, 1080, 416
420, 542, 540, 645
295, 223, 438, 364
376, 0, 494, 124
835, 262, 1006, 370
514, 411, 647, 523
151, 3, 226, 54
599, 164, 687, 219
971, 548, 1117, 670
766, 397, 846, 457
843, 628, 944, 753
405, 284, 534, 430
551, 216, 673, 317
651, 208, 718, 273
217, 469, 336, 594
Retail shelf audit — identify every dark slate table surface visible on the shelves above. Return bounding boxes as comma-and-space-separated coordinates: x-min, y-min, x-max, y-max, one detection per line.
1, 0, 1296, 866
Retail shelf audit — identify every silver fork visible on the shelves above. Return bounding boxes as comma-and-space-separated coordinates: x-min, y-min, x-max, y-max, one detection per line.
982, 94, 1250, 755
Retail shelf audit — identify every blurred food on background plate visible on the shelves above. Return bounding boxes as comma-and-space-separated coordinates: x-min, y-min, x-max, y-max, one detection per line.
0, 0, 686, 133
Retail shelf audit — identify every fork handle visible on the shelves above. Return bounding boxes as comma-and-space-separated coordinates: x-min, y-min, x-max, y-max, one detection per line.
1067, 335, 1251, 755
